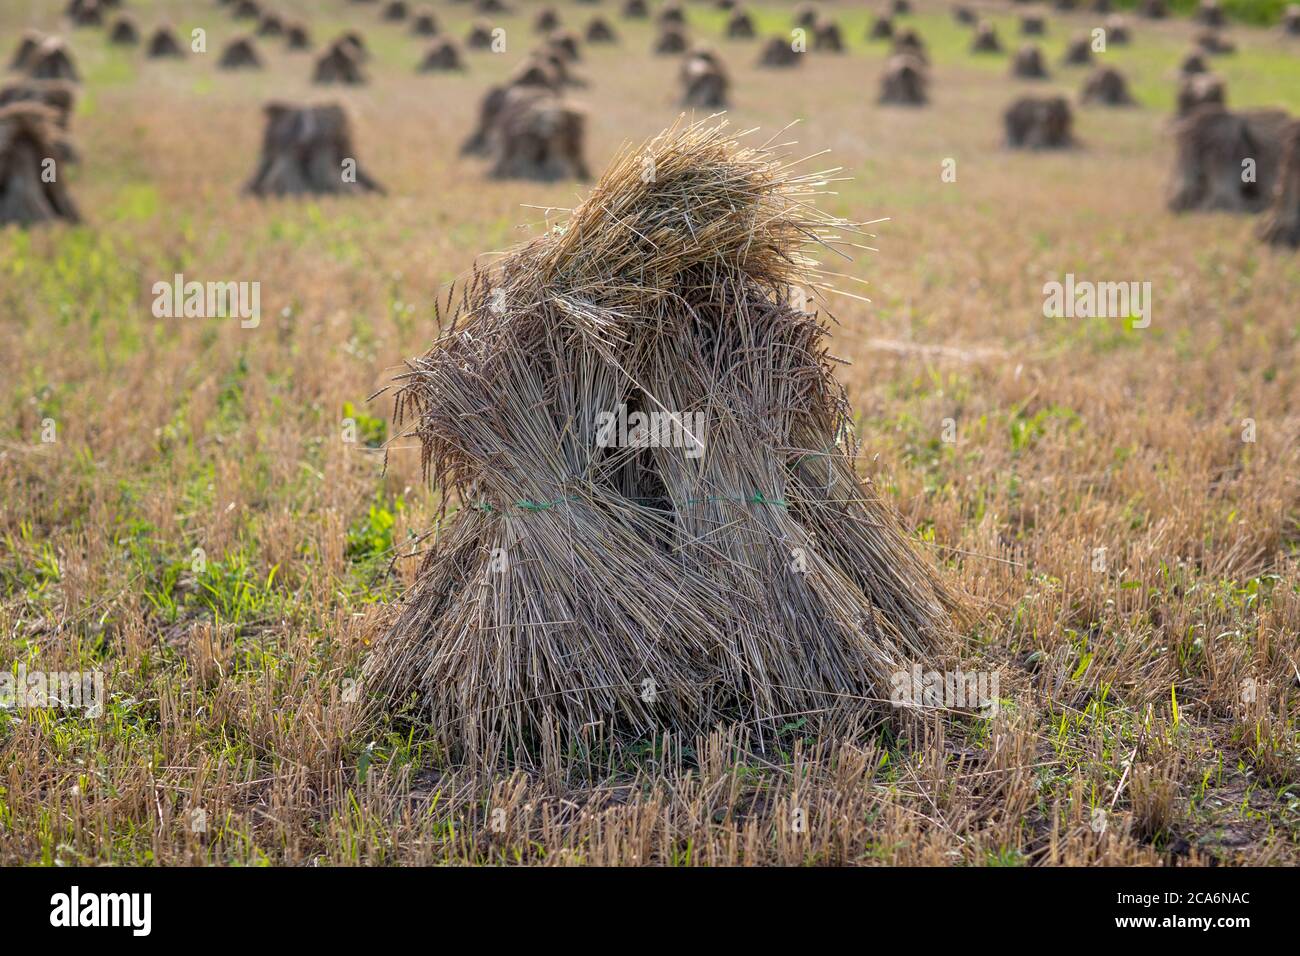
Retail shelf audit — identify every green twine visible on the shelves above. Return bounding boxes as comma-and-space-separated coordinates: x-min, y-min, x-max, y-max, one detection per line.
515, 498, 564, 512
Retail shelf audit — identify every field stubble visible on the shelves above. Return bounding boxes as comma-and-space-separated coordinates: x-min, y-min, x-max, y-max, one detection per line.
0, 0, 1297, 864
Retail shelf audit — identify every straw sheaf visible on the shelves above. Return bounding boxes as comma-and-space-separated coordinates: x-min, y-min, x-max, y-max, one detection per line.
370, 118, 957, 765
488, 121, 845, 323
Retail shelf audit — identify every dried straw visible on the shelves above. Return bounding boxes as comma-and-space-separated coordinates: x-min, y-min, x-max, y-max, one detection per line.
365, 119, 957, 765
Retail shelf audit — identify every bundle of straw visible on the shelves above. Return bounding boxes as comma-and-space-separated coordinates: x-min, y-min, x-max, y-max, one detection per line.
366, 118, 955, 764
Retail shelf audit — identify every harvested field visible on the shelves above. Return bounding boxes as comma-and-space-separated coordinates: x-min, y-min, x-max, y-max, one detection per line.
0, 0, 1298, 877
